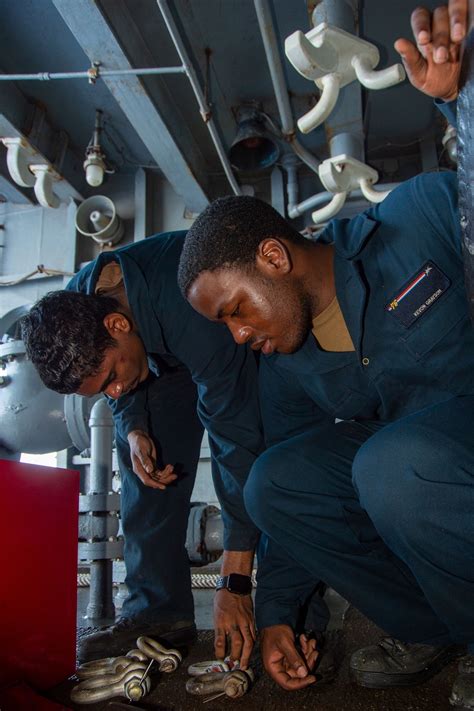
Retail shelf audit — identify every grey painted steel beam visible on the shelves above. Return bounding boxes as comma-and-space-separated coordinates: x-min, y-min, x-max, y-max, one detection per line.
52, 0, 210, 213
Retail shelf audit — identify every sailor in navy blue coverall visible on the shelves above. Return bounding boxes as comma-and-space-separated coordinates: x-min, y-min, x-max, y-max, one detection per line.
66, 232, 264, 659
250, 158, 474, 648
182, 83, 474, 698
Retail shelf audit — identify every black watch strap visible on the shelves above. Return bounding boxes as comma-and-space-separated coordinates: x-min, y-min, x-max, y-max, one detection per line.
215, 573, 252, 595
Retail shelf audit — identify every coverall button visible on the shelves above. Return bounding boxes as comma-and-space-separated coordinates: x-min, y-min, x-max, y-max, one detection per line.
362, 357, 370, 366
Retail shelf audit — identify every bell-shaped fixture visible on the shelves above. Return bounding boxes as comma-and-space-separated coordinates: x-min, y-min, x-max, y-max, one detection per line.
229, 109, 279, 172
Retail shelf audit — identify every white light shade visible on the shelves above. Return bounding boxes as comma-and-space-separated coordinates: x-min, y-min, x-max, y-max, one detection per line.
85, 161, 104, 187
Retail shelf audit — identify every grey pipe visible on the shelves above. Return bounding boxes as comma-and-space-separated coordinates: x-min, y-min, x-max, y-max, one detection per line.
156, 0, 241, 196
254, 0, 320, 174
312, 0, 358, 29
86, 397, 115, 621
313, 0, 364, 163
0, 67, 186, 81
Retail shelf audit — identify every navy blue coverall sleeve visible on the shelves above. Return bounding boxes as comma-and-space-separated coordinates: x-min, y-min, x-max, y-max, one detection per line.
104, 383, 150, 436
167, 326, 263, 552
256, 356, 334, 629
435, 98, 457, 127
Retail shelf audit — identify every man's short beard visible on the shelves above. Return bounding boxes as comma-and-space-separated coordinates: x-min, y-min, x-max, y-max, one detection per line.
283, 289, 314, 354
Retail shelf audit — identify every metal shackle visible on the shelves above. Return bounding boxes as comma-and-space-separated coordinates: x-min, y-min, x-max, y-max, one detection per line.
71, 661, 151, 704
223, 669, 254, 698
76, 650, 148, 679
136, 635, 182, 673
186, 668, 254, 698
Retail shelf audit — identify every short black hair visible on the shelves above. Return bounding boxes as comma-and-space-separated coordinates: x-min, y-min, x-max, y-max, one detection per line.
20, 290, 121, 394
177, 194, 304, 296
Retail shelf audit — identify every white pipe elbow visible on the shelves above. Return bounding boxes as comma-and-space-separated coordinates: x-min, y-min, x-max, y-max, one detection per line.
30, 165, 60, 208
2, 137, 37, 187
359, 178, 391, 203
297, 73, 340, 134
311, 191, 347, 224
352, 55, 405, 90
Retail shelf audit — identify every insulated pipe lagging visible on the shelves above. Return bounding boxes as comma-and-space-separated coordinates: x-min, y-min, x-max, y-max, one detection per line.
89, 397, 114, 495
87, 397, 115, 621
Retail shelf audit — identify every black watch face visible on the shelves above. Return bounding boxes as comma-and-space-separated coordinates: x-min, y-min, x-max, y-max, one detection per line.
227, 573, 252, 595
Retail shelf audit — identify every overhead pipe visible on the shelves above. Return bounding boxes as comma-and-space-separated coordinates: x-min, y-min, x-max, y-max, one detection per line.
2, 11, 241, 199
156, 0, 241, 197
254, 0, 320, 175
0, 66, 186, 82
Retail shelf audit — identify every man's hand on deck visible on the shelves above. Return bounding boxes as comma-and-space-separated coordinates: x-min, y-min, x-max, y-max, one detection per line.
395, 1, 468, 101
214, 589, 256, 669
261, 625, 318, 691
127, 430, 177, 489
213, 549, 256, 669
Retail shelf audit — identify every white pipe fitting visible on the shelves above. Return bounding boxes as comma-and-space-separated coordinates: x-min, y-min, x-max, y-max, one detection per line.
1, 137, 37, 187
29, 164, 60, 208
352, 55, 405, 90
359, 177, 391, 203
310, 154, 393, 222
285, 22, 405, 135
297, 73, 340, 134
311, 190, 347, 224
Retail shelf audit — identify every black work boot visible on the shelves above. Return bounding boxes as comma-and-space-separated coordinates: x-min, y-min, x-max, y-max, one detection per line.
450, 655, 474, 710
77, 617, 196, 664
296, 629, 344, 686
314, 630, 345, 685
350, 637, 465, 688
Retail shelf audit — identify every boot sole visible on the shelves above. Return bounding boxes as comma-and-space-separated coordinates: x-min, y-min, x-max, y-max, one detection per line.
151, 624, 197, 648
77, 624, 197, 664
351, 646, 464, 689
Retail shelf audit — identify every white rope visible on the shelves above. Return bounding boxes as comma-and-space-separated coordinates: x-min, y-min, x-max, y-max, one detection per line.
77, 571, 257, 589
0, 264, 75, 286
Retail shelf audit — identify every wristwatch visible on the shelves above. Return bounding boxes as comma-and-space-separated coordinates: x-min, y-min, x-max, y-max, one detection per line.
215, 573, 252, 595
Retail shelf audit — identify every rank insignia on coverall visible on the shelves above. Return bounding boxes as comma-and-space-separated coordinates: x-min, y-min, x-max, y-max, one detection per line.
385, 261, 451, 328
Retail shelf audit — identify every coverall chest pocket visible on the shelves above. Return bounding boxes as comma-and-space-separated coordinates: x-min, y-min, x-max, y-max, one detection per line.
398, 281, 468, 362
303, 360, 375, 420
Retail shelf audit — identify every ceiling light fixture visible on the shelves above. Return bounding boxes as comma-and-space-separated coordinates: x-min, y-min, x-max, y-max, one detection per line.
84, 109, 107, 187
